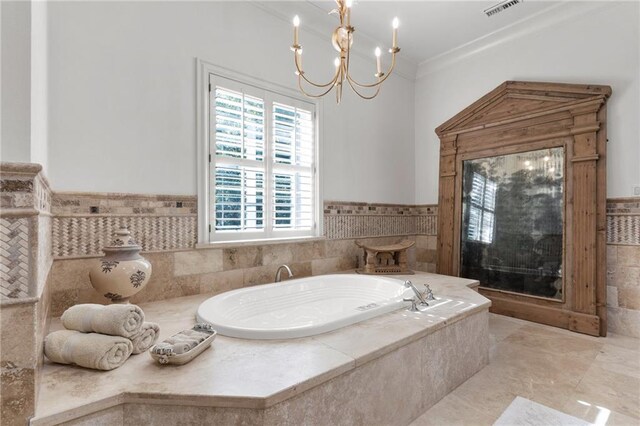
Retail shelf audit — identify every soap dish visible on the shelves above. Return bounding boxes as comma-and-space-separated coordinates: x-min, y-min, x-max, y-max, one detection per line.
149, 323, 217, 365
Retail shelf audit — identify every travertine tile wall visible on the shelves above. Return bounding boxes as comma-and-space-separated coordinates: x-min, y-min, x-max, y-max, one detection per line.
49, 235, 441, 317
0, 162, 53, 425
48, 194, 438, 315
323, 203, 437, 239
52, 192, 197, 257
605, 198, 640, 338
47, 193, 640, 338
1, 164, 52, 298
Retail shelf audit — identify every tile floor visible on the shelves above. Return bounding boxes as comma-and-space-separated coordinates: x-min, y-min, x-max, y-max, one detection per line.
412, 314, 640, 426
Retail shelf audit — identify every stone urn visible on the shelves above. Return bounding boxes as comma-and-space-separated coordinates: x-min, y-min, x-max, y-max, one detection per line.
89, 228, 152, 303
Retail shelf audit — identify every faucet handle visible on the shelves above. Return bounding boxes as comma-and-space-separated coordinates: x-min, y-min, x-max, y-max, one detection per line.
424, 284, 435, 301
403, 297, 420, 312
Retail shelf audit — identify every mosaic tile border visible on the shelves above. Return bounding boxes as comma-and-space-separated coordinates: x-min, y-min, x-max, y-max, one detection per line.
607, 198, 640, 215
1, 163, 52, 300
49, 191, 639, 257
52, 193, 199, 257
607, 215, 640, 245
323, 214, 437, 239
323, 201, 437, 239
0, 217, 31, 298
51, 194, 439, 258
324, 202, 437, 216
52, 192, 196, 216
52, 216, 197, 258
606, 197, 640, 246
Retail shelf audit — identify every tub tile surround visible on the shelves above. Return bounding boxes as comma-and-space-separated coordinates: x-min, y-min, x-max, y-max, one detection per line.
606, 198, 640, 338
32, 272, 490, 425
48, 191, 439, 315
46, 191, 640, 336
0, 162, 53, 425
49, 235, 438, 316
412, 314, 640, 426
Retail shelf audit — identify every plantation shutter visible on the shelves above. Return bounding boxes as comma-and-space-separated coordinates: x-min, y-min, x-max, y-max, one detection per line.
272, 102, 314, 232
209, 75, 317, 242
212, 83, 266, 235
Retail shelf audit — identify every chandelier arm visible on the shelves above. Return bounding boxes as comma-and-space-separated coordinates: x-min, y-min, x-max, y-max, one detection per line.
345, 76, 382, 100
297, 74, 339, 98
345, 52, 398, 89
294, 51, 341, 88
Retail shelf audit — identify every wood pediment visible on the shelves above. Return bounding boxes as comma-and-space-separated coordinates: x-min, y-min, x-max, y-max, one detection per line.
435, 81, 611, 137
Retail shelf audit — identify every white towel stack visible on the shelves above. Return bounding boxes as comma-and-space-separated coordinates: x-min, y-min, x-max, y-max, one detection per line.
44, 304, 160, 370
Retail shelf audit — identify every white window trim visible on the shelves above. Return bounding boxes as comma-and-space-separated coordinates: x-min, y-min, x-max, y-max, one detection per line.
196, 58, 323, 245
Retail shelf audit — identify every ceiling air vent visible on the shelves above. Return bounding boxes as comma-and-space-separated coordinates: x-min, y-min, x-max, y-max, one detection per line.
484, 0, 522, 17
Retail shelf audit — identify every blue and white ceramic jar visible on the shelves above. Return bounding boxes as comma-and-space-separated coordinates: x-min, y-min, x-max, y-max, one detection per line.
89, 228, 152, 303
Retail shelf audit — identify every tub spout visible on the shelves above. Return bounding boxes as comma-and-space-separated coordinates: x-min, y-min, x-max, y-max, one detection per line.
275, 265, 294, 283
404, 280, 428, 306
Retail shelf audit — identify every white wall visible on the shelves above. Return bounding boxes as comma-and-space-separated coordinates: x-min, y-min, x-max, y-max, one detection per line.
47, 1, 416, 204
1, 0, 49, 172
414, 2, 640, 204
30, 0, 48, 171
1, 1, 32, 163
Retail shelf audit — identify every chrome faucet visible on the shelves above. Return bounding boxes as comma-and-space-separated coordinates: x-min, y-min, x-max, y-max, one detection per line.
404, 280, 428, 306
275, 265, 293, 283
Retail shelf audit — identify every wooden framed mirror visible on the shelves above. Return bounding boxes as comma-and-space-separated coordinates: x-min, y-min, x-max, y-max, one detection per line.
435, 81, 611, 336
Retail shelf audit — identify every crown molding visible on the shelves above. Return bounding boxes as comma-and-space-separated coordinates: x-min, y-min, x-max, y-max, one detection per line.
416, 1, 611, 79
249, 1, 418, 81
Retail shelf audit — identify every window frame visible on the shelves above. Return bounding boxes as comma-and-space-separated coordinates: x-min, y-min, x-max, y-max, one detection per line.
196, 59, 322, 245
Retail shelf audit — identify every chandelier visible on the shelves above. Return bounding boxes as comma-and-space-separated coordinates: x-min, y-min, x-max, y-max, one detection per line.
291, 0, 400, 103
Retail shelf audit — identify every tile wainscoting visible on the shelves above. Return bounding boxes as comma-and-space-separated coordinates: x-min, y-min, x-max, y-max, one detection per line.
1, 162, 637, 424
46, 193, 640, 334
0, 162, 53, 425
52, 192, 197, 257
49, 235, 438, 317
606, 198, 640, 338
48, 193, 439, 316
1, 163, 52, 299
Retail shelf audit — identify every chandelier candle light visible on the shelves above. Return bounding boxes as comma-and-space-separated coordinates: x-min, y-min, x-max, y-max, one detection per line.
291, 0, 400, 103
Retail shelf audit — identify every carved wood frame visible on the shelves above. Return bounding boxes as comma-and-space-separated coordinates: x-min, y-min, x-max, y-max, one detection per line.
435, 81, 611, 336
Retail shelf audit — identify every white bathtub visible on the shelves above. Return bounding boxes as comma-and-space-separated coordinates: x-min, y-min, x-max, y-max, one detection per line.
196, 274, 412, 339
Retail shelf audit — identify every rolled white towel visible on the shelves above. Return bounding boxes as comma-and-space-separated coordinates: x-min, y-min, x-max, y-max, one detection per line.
170, 343, 191, 355
44, 330, 133, 370
61, 304, 144, 338
165, 336, 198, 348
182, 330, 210, 341
130, 322, 160, 354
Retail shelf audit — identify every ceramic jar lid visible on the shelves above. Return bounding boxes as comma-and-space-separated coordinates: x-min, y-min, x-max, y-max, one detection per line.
103, 228, 142, 252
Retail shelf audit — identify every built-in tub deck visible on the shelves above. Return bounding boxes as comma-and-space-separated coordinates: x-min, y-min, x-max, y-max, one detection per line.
32, 272, 491, 426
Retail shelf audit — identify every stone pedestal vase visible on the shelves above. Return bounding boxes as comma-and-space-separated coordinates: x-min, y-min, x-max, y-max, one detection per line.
89, 228, 152, 303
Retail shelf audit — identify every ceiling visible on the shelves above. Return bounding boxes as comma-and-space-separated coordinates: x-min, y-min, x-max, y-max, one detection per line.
305, 1, 563, 64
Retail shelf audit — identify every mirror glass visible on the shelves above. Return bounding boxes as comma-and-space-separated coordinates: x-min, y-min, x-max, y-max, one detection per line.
460, 147, 564, 300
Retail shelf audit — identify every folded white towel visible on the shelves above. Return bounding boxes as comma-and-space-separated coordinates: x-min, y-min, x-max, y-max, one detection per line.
61, 304, 144, 338
130, 322, 160, 354
44, 330, 133, 370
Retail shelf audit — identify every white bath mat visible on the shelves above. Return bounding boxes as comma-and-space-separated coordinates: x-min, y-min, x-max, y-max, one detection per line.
494, 397, 591, 426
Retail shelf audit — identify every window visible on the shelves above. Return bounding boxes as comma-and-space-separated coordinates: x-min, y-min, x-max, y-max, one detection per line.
207, 74, 318, 242
467, 172, 496, 244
